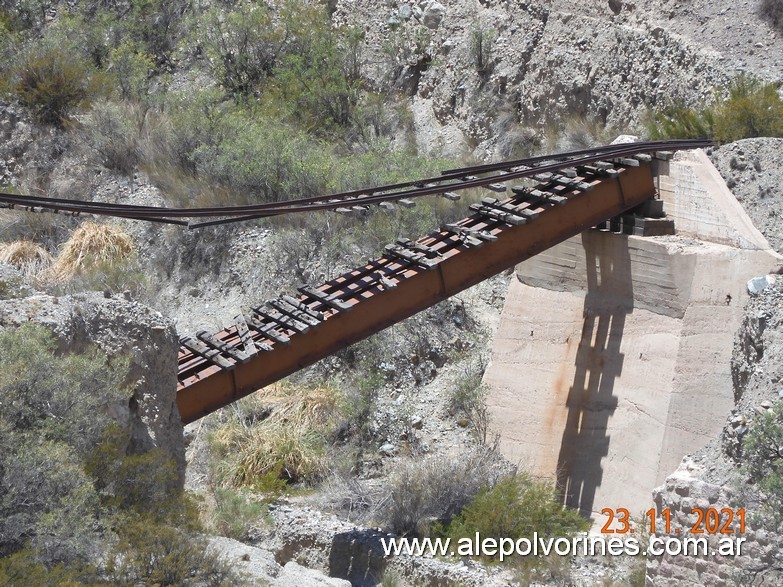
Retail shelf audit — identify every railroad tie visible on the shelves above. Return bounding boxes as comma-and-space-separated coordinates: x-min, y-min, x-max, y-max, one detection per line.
234, 314, 263, 356
442, 223, 494, 247
252, 306, 310, 334
196, 330, 253, 364
297, 286, 352, 312
482, 197, 541, 221
612, 157, 640, 167
248, 316, 291, 345
181, 336, 234, 370
281, 295, 326, 321
384, 243, 437, 270
269, 298, 322, 328
485, 183, 507, 193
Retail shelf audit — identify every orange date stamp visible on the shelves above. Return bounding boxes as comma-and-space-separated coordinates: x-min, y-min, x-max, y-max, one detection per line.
600, 507, 746, 535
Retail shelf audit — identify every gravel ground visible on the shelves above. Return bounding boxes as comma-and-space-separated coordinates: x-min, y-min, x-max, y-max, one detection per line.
710, 138, 783, 255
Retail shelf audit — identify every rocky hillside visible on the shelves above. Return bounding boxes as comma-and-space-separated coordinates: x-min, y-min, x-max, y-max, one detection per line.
336, 0, 779, 159
1, 0, 782, 585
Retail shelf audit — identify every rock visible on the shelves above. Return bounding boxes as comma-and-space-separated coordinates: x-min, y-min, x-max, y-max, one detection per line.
748, 275, 775, 295
420, 1, 445, 29
761, 400, 773, 409
457, 416, 470, 427
379, 443, 397, 456
0, 263, 33, 300
0, 293, 184, 480
207, 537, 279, 584
411, 415, 424, 429
276, 561, 352, 587
399, 4, 412, 20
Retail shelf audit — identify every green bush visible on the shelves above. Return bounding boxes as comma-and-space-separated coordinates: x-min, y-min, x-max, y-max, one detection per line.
645, 101, 714, 140
85, 102, 141, 176
209, 488, 268, 540
448, 365, 489, 442
0, 324, 238, 582
713, 74, 783, 142
197, 3, 283, 97
742, 404, 783, 529
0, 324, 128, 562
372, 447, 507, 536
270, 4, 364, 134
189, 109, 337, 202
107, 517, 238, 587
10, 46, 106, 126
468, 20, 496, 79
647, 74, 783, 142
441, 474, 589, 557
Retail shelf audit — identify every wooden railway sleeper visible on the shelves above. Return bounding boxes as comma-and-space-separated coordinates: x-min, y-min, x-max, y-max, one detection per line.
469, 203, 526, 225
297, 286, 352, 312
181, 336, 235, 370
281, 295, 325, 321
374, 271, 397, 289
395, 238, 441, 258
196, 330, 253, 363
252, 306, 309, 334
269, 298, 322, 328
248, 317, 291, 345
480, 198, 540, 220
366, 260, 403, 288
511, 186, 568, 207
441, 224, 485, 248
612, 157, 640, 167
384, 243, 437, 269
233, 314, 259, 357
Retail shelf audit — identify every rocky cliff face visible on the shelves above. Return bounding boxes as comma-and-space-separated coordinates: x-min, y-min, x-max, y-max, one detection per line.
647, 277, 783, 585
334, 0, 776, 159
0, 289, 184, 478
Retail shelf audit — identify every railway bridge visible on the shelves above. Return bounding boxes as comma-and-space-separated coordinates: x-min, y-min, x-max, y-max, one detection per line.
170, 140, 709, 423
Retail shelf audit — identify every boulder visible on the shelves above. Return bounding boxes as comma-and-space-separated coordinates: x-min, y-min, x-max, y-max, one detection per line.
0, 292, 184, 480
747, 275, 775, 296
420, 1, 445, 29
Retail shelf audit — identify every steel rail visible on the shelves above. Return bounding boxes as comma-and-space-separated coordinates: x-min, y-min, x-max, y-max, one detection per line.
186, 140, 709, 227
0, 140, 709, 227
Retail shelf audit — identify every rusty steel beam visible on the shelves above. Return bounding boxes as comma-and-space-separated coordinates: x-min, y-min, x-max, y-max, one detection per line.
176, 164, 656, 423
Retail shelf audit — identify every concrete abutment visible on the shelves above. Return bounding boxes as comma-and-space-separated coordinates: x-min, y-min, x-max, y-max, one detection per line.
484, 148, 781, 521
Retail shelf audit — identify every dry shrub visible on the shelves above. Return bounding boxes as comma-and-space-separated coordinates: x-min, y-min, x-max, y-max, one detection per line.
0, 240, 53, 277
210, 383, 341, 488
12, 46, 107, 127
323, 444, 510, 535
46, 222, 135, 283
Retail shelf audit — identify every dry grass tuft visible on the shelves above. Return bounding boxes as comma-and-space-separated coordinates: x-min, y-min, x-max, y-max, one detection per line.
209, 383, 341, 489
46, 222, 135, 283
0, 240, 54, 277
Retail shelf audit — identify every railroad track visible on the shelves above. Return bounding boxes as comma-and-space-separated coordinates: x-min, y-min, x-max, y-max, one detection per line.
170, 139, 711, 423
0, 139, 708, 227
0, 139, 712, 422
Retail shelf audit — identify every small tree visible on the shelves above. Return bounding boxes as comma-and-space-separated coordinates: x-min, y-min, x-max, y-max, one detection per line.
742, 405, 783, 529
444, 474, 589, 551
713, 74, 783, 142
